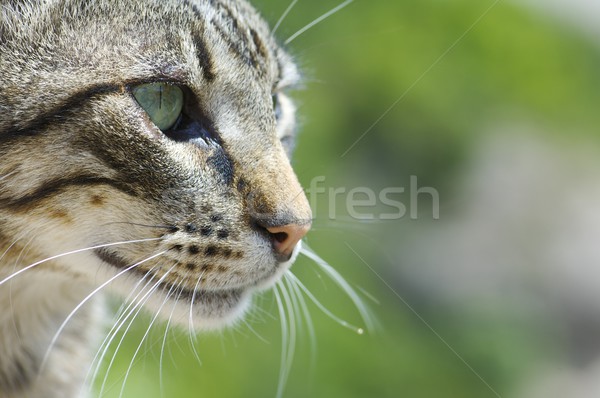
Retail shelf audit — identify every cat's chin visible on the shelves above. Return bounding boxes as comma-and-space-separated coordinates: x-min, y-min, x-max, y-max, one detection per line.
130, 281, 253, 331
185, 287, 253, 331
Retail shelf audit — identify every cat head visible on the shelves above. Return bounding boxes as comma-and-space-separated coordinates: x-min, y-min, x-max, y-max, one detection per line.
0, 0, 312, 328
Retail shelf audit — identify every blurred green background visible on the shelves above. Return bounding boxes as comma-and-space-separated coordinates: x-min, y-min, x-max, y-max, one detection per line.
98, 1, 600, 397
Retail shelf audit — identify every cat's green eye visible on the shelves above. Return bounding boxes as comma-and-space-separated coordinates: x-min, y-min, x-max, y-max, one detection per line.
132, 83, 184, 131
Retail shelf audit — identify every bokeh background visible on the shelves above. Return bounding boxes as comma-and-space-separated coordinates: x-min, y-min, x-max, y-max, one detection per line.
99, 1, 600, 397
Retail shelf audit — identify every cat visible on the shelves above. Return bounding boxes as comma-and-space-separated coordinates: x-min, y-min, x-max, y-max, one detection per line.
0, 0, 313, 396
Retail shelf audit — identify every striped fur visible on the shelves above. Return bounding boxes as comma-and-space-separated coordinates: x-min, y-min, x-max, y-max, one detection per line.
0, 0, 311, 396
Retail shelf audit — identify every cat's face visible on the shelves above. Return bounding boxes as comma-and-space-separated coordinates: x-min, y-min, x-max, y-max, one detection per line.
0, 0, 312, 328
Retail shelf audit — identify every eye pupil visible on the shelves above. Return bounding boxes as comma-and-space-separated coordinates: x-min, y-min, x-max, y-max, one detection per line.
158, 85, 163, 109
132, 83, 184, 131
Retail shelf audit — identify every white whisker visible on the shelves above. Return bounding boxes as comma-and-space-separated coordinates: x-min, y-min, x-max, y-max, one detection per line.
98, 264, 178, 397
301, 244, 374, 333
283, 276, 302, 332
119, 277, 179, 398
4, 224, 51, 347
272, 0, 299, 35
357, 285, 381, 306
0, 237, 161, 287
188, 271, 205, 366
288, 259, 366, 334
279, 279, 297, 381
7, 232, 39, 343
0, 170, 17, 182
285, 0, 353, 45
0, 229, 29, 265
284, 272, 316, 365
160, 281, 185, 395
273, 285, 288, 398
244, 317, 271, 344
84, 264, 161, 394
99, 286, 155, 397
40, 250, 166, 375
171, 324, 188, 359
8, 230, 38, 270
252, 302, 277, 323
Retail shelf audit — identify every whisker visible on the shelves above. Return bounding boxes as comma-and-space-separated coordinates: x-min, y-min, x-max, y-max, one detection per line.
0, 237, 161, 287
252, 302, 278, 323
285, 0, 354, 45
357, 285, 381, 306
1, 223, 44, 266
170, 322, 188, 360
241, 317, 271, 345
119, 275, 179, 398
244, 295, 267, 325
283, 276, 303, 337
84, 264, 161, 394
98, 285, 156, 397
301, 244, 374, 333
98, 266, 177, 397
0, 229, 29, 265
239, 294, 271, 343
39, 250, 167, 375
273, 285, 288, 398
4, 224, 51, 347
284, 272, 316, 365
272, 0, 299, 35
100, 221, 178, 231
161, 280, 186, 395
294, 26, 403, 53
0, 220, 55, 269
188, 270, 206, 366
279, 279, 297, 387
311, 217, 397, 227
288, 263, 365, 334
0, 170, 18, 182
10, 230, 39, 273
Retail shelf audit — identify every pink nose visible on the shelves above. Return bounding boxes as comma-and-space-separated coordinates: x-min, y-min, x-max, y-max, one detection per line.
266, 223, 311, 261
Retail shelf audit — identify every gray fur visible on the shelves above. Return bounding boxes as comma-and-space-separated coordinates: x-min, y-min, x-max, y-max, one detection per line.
0, 0, 311, 396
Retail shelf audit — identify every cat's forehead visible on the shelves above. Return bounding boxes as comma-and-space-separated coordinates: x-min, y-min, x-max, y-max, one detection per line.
179, 0, 299, 89
3, 0, 298, 88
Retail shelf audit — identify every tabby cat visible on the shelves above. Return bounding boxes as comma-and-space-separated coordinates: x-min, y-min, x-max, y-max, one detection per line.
0, 0, 312, 396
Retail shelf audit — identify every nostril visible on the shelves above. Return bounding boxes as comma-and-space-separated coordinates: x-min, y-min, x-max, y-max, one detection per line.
272, 231, 288, 244
264, 223, 311, 261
